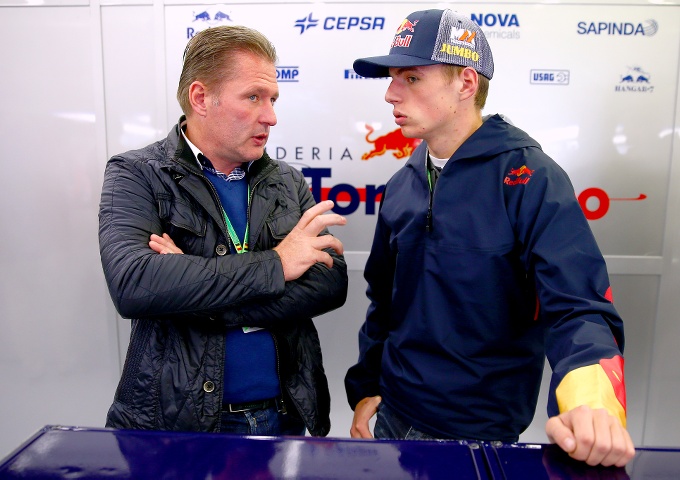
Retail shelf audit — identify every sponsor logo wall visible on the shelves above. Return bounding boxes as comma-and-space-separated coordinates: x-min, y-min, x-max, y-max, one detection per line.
164, 4, 680, 255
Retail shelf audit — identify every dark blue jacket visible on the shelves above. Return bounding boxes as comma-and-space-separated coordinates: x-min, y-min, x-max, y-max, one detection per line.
345, 115, 625, 442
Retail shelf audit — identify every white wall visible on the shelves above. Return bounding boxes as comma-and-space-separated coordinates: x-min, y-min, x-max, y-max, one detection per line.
1, 0, 679, 459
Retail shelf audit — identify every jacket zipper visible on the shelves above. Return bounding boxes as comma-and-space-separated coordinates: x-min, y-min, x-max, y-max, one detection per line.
271, 334, 288, 415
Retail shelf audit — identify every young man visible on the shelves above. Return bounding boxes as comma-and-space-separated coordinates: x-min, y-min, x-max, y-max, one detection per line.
99, 25, 347, 436
345, 9, 635, 467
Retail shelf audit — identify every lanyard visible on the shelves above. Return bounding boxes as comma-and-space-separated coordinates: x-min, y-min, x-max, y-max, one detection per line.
221, 185, 250, 254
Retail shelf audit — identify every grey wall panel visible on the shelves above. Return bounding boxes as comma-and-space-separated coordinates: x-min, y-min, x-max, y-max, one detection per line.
0, 6, 120, 458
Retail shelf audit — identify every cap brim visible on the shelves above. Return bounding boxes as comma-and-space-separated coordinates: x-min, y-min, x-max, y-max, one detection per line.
353, 55, 440, 78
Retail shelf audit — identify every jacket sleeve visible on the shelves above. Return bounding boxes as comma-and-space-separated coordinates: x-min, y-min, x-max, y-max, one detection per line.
99, 155, 287, 319
220, 170, 348, 329
511, 150, 627, 426
344, 195, 393, 409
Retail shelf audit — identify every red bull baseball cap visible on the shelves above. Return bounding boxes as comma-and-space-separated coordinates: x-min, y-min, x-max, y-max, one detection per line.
353, 9, 494, 80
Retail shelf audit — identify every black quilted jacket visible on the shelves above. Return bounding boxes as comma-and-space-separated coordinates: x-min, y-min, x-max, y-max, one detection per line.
98, 117, 347, 436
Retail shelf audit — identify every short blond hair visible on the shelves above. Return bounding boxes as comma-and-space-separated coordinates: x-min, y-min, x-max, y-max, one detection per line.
443, 65, 489, 110
176, 25, 278, 114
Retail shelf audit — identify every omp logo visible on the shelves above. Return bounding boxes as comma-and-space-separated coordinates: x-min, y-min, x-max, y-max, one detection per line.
295, 13, 385, 34
277, 66, 300, 83
530, 70, 570, 85
361, 125, 422, 160
577, 19, 658, 36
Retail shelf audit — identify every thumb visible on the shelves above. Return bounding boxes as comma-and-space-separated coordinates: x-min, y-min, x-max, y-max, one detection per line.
546, 415, 576, 453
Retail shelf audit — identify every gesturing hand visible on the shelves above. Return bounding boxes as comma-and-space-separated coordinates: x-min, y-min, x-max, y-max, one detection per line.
273, 200, 346, 281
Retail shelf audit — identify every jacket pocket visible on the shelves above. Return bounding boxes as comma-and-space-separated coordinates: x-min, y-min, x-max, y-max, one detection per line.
157, 194, 211, 255
157, 194, 207, 236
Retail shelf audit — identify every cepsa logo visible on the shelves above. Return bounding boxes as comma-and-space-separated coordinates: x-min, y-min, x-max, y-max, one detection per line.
295, 13, 385, 34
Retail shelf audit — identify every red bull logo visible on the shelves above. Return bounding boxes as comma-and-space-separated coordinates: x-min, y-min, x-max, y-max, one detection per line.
504, 165, 534, 185
395, 19, 418, 34
361, 124, 422, 160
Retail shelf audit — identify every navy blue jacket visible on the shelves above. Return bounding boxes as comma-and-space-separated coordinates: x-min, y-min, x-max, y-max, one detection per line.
345, 115, 625, 442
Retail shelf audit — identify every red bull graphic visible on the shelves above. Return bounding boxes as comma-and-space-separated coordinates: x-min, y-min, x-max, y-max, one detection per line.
504, 165, 534, 185
361, 124, 422, 160
395, 19, 418, 34
578, 188, 646, 220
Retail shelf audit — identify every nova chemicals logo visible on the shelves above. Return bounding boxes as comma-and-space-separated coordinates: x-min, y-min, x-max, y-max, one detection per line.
470, 13, 520, 40
277, 66, 299, 83
615, 66, 654, 93
295, 12, 385, 34
530, 70, 570, 85
577, 19, 658, 36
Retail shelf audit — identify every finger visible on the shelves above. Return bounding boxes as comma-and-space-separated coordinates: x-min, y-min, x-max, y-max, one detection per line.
601, 422, 635, 467
312, 235, 345, 256
582, 410, 611, 466
297, 200, 336, 230
304, 212, 347, 237
546, 415, 577, 455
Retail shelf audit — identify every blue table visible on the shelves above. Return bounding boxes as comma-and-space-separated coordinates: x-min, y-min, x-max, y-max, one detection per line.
0, 425, 677, 479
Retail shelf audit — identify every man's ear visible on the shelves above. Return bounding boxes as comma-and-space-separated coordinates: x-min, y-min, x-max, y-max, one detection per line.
188, 81, 209, 117
459, 67, 479, 102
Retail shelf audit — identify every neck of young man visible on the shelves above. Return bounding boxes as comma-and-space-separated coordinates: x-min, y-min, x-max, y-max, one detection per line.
426, 110, 483, 159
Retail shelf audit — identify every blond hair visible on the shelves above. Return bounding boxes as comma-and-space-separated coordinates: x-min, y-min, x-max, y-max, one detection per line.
176, 25, 278, 114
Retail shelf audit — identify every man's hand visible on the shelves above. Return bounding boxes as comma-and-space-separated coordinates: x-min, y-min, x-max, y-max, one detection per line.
545, 405, 635, 467
274, 200, 346, 281
350, 395, 382, 439
149, 233, 184, 254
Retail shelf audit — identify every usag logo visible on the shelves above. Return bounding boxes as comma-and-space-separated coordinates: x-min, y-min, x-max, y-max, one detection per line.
530, 70, 570, 85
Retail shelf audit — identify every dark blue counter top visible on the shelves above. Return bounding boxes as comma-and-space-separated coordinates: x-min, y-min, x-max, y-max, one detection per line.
0, 425, 677, 479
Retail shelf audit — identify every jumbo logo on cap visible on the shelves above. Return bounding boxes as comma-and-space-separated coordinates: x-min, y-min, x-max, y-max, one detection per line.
391, 18, 419, 48
440, 26, 481, 62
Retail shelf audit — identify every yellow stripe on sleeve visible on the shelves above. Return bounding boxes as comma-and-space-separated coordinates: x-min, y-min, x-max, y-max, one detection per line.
555, 362, 627, 427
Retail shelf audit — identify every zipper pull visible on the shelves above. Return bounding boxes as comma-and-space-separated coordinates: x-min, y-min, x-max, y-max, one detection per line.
426, 207, 433, 232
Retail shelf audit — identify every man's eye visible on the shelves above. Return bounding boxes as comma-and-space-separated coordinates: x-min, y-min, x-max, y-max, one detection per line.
249, 95, 258, 101
406, 76, 417, 84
